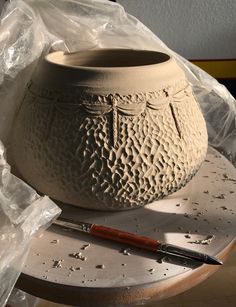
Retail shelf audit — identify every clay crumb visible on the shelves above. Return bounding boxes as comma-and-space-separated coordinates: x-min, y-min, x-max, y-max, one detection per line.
205, 159, 210, 162
176, 203, 181, 207
189, 235, 215, 245
76, 267, 82, 270
121, 263, 127, 266
148, 268, 155, 273
221, 206, 228, 210
223, 176, 236, 183
122, 249, 131, 256
51, 239, 59, 244
183, 198, 188, 201
196, 212, 203, 216
96, 264, 105, 269
185, 234, 191, 239
229, 191, 234, 194
81, 244, 90, 250
214, 194, 226, 199
69, 252, 82, 258
52, 259, 64, 268
69, 252, 87, 261
203, 190, 209, 194
36, 253, 40, 256
70, 266, 76, 272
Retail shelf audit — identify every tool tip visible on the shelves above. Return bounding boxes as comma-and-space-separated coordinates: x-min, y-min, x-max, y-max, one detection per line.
207, 255, 223, 265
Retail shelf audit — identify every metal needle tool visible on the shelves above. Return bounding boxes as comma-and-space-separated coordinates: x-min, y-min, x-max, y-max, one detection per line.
53, 218, 223, 265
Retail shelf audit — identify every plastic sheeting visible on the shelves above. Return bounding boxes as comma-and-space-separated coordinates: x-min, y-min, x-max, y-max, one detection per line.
5, 288, 39, 307
0, 0, 235, 305
0, 140, 61, 306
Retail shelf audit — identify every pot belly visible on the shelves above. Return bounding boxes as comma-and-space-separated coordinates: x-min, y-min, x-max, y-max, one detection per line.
12, 89, 207, 210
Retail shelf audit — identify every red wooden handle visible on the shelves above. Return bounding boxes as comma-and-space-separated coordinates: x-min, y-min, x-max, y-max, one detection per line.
90, 224, 158, 251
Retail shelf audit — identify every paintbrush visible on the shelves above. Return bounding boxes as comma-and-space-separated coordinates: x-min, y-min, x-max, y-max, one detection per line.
53, 218, 222, 265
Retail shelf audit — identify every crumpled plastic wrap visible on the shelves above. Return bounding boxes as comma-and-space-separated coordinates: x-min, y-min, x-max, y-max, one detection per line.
5, 288, 39, 307
0, 140, 61, 306
0, 0, 235, 305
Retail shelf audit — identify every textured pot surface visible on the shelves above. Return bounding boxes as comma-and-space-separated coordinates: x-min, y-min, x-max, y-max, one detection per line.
12, 49, 208, 210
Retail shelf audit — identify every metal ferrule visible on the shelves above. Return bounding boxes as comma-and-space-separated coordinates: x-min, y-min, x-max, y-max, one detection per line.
157, 243, 208, 263
54, 218, 93, 233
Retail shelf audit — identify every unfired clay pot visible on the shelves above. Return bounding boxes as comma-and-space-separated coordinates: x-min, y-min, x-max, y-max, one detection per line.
12, 49, 208, 210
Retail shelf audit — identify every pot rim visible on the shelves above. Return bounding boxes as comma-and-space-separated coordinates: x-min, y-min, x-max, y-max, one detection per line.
34, 49, 184, 94
45, 49, 172, 71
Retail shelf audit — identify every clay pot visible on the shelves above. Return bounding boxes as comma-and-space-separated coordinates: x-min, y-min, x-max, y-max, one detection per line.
12, 49, 208, 210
